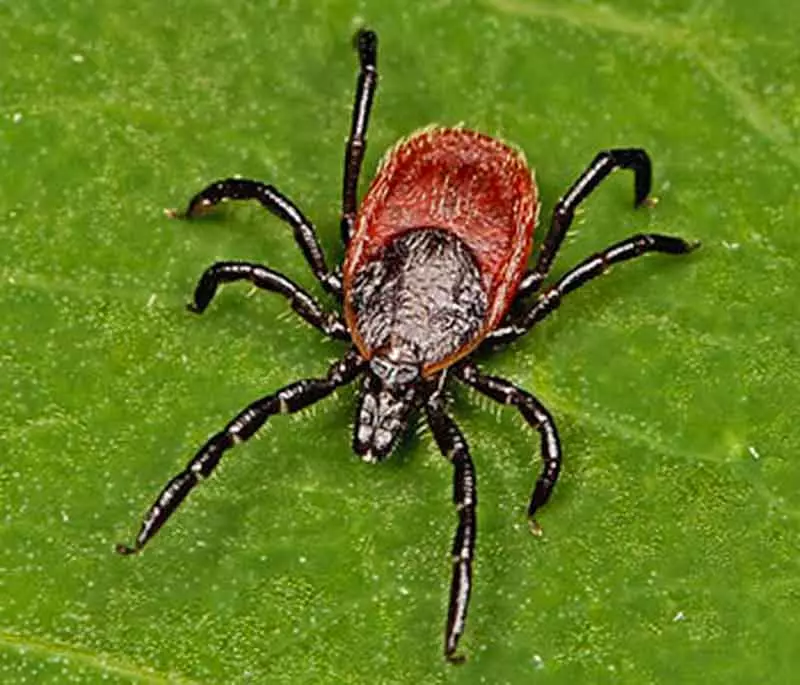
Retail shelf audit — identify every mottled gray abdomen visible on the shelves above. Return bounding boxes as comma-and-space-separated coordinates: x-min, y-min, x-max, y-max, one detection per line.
349, 228, 488, 367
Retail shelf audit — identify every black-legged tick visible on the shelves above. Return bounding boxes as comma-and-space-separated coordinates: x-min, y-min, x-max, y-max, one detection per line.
117, 28, 698, 662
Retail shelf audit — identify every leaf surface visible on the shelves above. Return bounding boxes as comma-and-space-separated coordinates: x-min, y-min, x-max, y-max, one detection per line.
2, 1, 798, 682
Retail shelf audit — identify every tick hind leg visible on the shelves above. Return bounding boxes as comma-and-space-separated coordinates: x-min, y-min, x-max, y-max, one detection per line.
425, 393, 477, 664
456, 362, 561, 532
188, 261, 350, 341
486, 233, 698, 346
170, 179, 342, 297
340, 29, 378, 246
517, 148, 652, 299
116, 351, 365, 555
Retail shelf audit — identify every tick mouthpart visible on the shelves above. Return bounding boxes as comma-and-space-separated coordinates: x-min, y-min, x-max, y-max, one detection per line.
360, 449, 379, 464
353, 423, 395, 463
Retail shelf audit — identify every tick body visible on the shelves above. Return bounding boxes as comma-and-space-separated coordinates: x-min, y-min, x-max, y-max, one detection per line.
118, 29, 697, 663
345, 128, 537, 384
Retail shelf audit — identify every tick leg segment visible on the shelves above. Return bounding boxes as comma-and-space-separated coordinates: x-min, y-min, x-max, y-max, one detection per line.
487, 233, 698, 346
517, 148, 652, 299
175, 179, 342, 296
116, 351, 365, 555
425, 392, 477, 664
456, 362, 561, 530
340, 29, 378, 246
189, 261, 350, 341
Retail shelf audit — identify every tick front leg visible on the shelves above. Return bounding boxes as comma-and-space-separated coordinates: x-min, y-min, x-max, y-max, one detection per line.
517, 148, 652, 299
487, 233, 698, 346
116, 351, 365, 555
170, 179, 342, 297
456, 362, 561, 532
425, 394, 477, 664
340, 28, 378, 246
189, 261, 350, 341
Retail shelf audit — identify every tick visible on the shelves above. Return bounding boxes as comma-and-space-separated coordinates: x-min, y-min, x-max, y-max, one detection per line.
117, 29, 698, 662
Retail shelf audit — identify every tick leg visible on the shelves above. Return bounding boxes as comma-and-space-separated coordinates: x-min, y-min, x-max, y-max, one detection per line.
456, 362, 560, 532
116, 351, 365, 555
486, 233, 698, 346
425, 391, 477, 664
172, 179, 342, 297
189, 261, 349, 341
516, 148, 652, 300
340, 28, 378, 246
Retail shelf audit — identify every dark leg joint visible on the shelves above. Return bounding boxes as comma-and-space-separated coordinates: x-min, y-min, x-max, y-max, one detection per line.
456, 362, 562, 536
340, 29, 379, 246
186, 261, 349, 341
170, 178, 342, 297
528, 477, 555, 518
517, 147, 655, 297
489, 230, 699, 347
425, 399, 477, 664
354, 28, 377, 67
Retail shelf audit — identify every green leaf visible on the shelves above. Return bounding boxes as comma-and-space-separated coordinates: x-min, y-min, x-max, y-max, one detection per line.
2, 1, 798, 682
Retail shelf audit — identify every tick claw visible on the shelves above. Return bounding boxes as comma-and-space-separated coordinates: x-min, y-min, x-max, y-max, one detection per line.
163, 207, 185, 219
528, 518, 544, 537
186, 199, 215, 218
115, 543, 139, 556
445, 651, 467, 665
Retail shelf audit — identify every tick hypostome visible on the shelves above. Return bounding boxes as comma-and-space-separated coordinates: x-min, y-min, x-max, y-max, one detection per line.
116, 27, 698, 663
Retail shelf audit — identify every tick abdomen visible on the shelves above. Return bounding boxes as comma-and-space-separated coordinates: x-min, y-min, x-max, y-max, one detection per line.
348, 228, 487, 367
